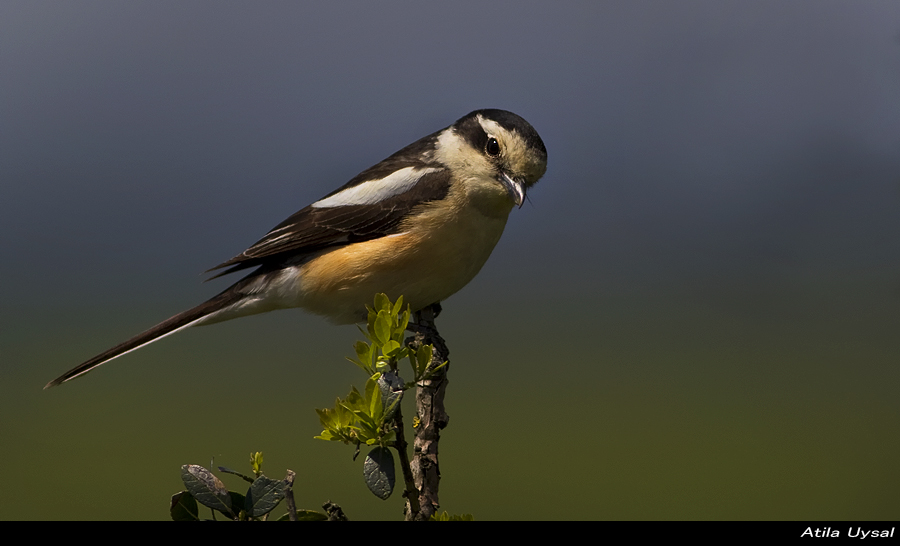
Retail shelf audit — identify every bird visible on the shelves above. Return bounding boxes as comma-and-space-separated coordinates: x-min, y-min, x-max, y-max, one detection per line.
45, 109, 547, 389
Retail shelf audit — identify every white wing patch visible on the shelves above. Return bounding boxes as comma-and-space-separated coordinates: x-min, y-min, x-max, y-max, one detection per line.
311, 167, 439, 208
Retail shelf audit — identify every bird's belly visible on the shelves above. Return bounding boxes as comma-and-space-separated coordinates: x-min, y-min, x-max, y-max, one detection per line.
292, 208, 510, 324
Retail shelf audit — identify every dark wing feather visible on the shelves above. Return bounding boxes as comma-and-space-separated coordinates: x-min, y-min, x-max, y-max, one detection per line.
208, 167, 452, 277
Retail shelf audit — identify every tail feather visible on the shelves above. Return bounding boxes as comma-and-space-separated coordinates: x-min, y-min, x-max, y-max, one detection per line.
44, 289, 245, 389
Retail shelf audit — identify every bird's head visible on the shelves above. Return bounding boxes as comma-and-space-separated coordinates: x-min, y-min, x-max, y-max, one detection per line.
435, 109, 547, 208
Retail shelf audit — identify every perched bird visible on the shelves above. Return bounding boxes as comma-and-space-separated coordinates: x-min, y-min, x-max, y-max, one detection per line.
45, 109, 547, 388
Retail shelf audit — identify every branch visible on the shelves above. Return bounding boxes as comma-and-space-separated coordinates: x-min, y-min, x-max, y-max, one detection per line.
283, 470, 297, 521
391, 404, 421, 517
403, 303, 450, 521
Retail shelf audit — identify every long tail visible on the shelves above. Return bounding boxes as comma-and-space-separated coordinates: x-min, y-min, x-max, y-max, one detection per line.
44, 287, 247, 389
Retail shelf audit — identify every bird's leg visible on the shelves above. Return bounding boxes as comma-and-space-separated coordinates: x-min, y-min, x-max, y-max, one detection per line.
405, 302, 442, 338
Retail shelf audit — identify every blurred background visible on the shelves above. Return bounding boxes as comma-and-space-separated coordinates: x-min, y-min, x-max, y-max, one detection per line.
2, 1, 898, 520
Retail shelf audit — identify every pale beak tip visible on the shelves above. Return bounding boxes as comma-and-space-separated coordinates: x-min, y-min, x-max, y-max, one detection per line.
500, 172, 526, 208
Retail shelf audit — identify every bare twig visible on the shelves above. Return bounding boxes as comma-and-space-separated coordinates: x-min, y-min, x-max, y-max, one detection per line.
391, 405, 422, 518
284, 470, 298, 521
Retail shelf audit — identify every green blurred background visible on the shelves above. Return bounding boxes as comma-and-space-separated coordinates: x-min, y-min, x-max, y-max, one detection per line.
2, 1, 899, 519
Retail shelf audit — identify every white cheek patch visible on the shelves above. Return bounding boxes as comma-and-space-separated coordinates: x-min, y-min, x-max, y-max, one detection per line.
434, 127, 493, 178
312, 167, 439, 208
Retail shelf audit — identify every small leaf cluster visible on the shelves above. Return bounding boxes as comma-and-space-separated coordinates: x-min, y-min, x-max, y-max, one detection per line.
347, 294, 446, 382
349, 293, 411, 375
170, 454, 327, 521
249, 451, 263, 477
315, 294, 446, 501
314, 373, 398, 447
168, 294, 471, 520
348, 294, 445, 384
316, 294, 436, 449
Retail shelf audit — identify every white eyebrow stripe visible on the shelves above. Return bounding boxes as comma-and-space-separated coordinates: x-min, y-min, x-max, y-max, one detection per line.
311, 167, 440, 208
477, 115, 505, 138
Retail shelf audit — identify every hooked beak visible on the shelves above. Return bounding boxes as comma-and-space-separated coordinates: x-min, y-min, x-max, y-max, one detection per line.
499, 172, 526, 208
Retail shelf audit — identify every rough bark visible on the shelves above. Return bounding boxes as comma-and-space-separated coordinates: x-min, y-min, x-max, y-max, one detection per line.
403, 304, 450, 521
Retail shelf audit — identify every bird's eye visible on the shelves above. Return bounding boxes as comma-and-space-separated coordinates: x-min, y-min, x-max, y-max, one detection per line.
485, 137, 501, 157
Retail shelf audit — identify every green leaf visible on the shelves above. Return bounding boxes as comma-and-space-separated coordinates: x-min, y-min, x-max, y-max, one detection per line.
429, 359, 449, 375
365, 309, 377, 340
180, 465, 234, 518
170, 491, 200, 521
412, 344, 433, 378
382, 339, 400, 355
374, 293, 390, 313
396, 308, 411, 338
351, 423, 379, 443
374, 310, 391, 346
363, 446, 395, 500
378, 371, 404, 421
250, 452, 264, 476
375, 357, 391, 373
244, 474, 288, 517
353, 340, 374, 373
316, 400, 357, 443
365, 375, 383, 422
356, 323, 372, 343
391, 295, 404, 316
